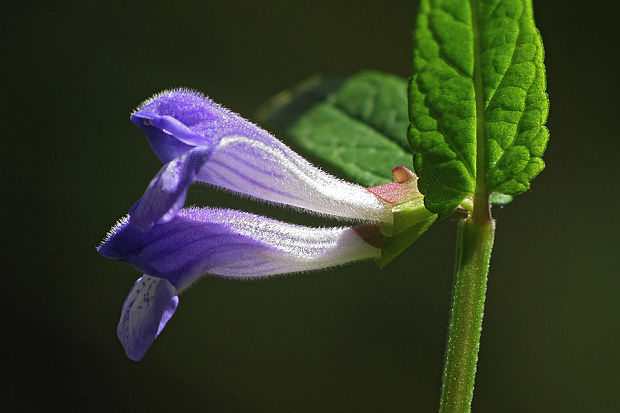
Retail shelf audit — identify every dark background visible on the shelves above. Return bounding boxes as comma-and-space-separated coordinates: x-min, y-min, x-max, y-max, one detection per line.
3, 1, 618, 412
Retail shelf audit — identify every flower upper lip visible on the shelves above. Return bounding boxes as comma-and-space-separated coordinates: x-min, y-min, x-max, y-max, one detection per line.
126, 89, 393, 228
131, 112, 209, 148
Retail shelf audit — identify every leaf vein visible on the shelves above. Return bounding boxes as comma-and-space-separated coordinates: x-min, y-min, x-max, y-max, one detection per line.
483, 11, 525, 110
426, 24, 472, 79
412, 79, 475, 180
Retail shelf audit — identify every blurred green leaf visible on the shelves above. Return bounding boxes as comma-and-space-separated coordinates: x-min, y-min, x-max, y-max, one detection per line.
409, 0, 549, 217
490, 192, 513, 205
258, 71, 412, 187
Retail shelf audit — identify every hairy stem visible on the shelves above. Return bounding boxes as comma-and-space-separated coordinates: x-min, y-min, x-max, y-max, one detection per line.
438, 2, 496, 410
439, 216, 495, 413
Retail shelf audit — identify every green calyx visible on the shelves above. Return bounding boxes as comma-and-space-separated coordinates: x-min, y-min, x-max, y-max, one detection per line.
357, 167, 437, 267
380, 197, 437, 267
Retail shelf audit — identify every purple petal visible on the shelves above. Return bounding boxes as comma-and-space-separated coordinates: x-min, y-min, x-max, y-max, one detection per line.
99, 208, 380, 292
130, 89, 391, 223
117, 275, 179, 361
130, 89, 253, 163
129, 146, 214, 230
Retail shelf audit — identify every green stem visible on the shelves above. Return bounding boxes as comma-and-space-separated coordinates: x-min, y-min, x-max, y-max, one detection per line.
439, 216, 495, 413
439, 2, 496, 410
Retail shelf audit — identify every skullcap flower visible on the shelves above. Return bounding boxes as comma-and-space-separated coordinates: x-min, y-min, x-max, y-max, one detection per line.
99, 89, 428, 360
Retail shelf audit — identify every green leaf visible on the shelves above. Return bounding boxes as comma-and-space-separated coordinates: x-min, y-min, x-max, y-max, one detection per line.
257, 71, 413, 187
409, 0, 549, 217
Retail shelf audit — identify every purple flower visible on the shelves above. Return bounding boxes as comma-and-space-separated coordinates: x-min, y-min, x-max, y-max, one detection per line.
99, 89, 394, 361
129, 89, 392, 230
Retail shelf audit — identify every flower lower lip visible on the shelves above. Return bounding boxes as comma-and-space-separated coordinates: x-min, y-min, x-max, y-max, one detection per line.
100, 207, 382, 289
